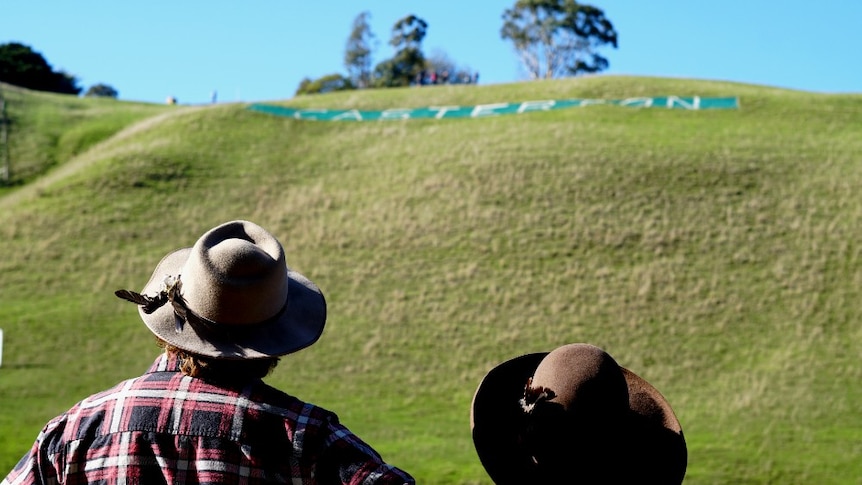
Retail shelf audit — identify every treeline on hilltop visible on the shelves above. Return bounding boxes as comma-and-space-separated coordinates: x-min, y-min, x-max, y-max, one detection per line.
298, 1, 618, 95
0, 1, 619, 100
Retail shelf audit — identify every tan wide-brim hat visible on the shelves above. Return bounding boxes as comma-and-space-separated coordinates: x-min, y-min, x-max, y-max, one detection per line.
129, 220, 326, 359
471, 344, 687, 484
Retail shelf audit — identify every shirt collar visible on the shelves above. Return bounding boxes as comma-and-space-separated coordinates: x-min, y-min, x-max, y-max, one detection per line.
147, 352, 183, 373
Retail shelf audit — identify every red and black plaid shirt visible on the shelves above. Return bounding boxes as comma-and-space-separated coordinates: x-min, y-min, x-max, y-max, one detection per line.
2, 354, 414, 484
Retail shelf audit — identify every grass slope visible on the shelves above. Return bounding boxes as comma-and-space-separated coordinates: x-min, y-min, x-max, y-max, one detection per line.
0, 83, 170, 189
0, 76, 860, 484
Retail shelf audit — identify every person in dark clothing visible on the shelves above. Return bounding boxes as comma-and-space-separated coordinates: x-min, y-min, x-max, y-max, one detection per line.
471, 343, 687, 484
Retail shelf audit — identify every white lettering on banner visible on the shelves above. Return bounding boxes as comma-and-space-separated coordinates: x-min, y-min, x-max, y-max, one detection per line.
620, 97, 653, 107
380, 109, 412, 120
517, 100, 556, 113
471, 103, 509, 117
578, 99, 608, 107
666, 96, 700, 109
249, 96, 738, 122
332, 110, 363, 121
294, 109, 328, 120
429, 106, 462, 119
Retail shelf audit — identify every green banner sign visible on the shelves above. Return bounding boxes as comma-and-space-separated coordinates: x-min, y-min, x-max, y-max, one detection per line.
249, 96, 738, 122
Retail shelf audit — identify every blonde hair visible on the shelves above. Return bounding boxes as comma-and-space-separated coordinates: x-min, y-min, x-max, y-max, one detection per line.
156, 338, 279, 382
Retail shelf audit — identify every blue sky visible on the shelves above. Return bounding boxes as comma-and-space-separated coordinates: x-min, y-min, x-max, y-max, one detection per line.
2, 1, 859, 104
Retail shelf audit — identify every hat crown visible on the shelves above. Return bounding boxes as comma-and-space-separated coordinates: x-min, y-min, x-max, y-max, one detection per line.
181, 222, 289, 326
530, 343, 629, 415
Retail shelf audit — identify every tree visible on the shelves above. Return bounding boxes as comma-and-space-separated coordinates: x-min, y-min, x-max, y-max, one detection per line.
501, 0, 617, 80
372, 14, 428, 88
0, 42, 81, 94
344, 11, 376, 89
85, 83, 119, 98
294, 73, 355, 96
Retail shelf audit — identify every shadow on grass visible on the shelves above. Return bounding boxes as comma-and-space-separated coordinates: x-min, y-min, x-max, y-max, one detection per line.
0, 363, 50, 370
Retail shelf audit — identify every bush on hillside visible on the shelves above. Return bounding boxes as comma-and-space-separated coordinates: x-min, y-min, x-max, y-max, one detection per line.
85, 83, 119, 98
295, 73, 355, 96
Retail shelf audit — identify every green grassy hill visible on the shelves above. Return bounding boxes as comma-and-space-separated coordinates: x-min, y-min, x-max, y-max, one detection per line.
1, 76, 860, 484
0, 83, 170, 189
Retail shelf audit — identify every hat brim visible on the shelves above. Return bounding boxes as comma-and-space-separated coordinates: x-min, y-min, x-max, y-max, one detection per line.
471, 351, 687, 484
139, 248, 326, 359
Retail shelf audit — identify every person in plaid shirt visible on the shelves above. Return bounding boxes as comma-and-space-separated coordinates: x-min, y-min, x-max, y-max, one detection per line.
2, 220, 415, 485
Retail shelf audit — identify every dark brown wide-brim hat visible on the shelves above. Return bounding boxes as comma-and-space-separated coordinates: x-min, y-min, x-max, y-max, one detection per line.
117, 220, 326, 359
471, 343, 687, 484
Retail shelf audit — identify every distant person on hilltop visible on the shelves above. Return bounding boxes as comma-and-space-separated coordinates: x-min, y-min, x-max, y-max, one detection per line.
1, 220, 415, 485
471, 343, 687, 484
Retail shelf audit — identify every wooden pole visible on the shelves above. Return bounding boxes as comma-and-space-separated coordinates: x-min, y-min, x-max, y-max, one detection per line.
0, 97, 9, 183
